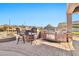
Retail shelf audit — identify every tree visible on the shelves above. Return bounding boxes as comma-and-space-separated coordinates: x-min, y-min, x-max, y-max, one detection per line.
3, 26, 8, 30
0, 27, 4, 31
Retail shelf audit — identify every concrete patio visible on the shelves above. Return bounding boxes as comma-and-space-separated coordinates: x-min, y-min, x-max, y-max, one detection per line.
0, 38, 77, 56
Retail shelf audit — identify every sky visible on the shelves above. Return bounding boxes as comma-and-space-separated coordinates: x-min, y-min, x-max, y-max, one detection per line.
0, 3, 79, 27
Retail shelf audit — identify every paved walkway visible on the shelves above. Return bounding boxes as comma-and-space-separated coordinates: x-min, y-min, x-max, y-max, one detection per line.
0, 39, 74, 56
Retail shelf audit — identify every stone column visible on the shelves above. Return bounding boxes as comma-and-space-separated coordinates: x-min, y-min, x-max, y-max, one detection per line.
67, 13, 72, 42
67, 14, 72, 33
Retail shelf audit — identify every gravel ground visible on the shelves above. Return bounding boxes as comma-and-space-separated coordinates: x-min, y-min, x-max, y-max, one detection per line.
0, 39, 74, 56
